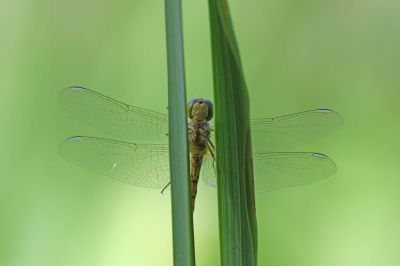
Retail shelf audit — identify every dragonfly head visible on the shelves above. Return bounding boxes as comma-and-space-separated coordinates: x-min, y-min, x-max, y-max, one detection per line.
187, 98, 214, 123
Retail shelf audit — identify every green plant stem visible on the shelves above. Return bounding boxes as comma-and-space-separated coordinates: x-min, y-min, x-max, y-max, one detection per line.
208, 0, 258, 265
165, 0, 196, 265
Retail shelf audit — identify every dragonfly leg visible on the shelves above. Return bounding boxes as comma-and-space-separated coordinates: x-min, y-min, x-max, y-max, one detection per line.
204, 138, 217, 174
204, 136, 215, 156
161, 182, 170, 194
205, 142, 215, 159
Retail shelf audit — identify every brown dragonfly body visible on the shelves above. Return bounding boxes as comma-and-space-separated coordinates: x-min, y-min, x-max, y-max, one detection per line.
187, 99, 214, 210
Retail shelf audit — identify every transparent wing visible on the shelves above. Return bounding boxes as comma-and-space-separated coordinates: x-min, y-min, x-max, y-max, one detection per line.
251, 110, 343, 152
58, 136, 170, 189
253, 152, 336, 193
200, 153, 217, 188
203, 152, 336, 192
58, 87, 168, 142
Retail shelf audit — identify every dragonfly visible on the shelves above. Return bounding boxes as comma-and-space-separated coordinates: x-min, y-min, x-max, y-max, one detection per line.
58, 87, 343, 210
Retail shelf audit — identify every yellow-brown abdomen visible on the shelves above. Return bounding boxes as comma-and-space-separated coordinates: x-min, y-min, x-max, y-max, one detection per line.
190, 155, 203, 211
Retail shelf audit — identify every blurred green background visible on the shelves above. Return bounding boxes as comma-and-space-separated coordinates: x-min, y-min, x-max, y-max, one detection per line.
1, 0, 399, 265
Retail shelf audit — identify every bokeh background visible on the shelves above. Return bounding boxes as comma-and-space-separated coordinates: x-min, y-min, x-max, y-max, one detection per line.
1, 0, 399, 265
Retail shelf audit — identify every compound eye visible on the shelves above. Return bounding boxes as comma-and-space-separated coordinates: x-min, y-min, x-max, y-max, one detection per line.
204, 100, 214, 121
187, 98, 200, 119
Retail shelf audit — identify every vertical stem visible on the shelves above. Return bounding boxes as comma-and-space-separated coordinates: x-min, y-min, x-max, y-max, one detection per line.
165, 1, 196, 266
208, 0, 258, 265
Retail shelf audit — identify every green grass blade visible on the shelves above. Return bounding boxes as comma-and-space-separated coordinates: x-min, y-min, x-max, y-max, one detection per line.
208, 0, 258, 265
165, 1, 196, 265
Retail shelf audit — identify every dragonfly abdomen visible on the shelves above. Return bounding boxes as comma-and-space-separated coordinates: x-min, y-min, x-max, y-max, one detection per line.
190, 155, 203, 211
188, 115, 213, 211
